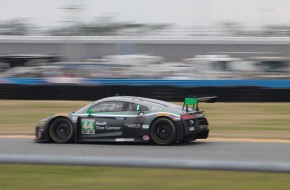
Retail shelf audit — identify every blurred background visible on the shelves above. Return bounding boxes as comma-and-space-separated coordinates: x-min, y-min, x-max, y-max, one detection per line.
0, 0, 290, 100
1, 2, 290, 190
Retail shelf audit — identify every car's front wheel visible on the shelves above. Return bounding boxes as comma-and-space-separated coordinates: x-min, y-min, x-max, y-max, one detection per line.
150, 118, 176, 145
49, 118, 74, 143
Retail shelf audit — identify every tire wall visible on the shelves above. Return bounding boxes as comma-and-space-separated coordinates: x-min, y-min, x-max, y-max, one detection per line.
0, 84, 290, 102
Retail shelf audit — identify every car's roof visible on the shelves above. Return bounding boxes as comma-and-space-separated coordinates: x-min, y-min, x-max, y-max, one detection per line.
75, 96, 182, 114
99, 96, 162, 104
98, 96, 180, 109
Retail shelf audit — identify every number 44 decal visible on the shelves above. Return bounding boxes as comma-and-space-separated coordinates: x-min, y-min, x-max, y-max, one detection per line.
81, 119, 95, 134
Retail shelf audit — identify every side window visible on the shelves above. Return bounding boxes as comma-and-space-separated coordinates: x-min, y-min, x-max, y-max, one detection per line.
128, 103, 149, 111
90, 101, 127, 112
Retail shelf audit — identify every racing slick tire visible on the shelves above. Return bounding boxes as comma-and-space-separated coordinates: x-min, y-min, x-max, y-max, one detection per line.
150, 118, 176, 145
49, 118, 74, 143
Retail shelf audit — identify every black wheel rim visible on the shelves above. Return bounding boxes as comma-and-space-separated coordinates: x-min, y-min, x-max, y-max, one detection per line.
54, 122, 71, 139
156, 123, 173, 140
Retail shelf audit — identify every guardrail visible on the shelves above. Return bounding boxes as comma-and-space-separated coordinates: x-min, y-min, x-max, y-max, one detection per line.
0, 154, 290, 173
2, 36, 290, 40
2, 36, 290, 44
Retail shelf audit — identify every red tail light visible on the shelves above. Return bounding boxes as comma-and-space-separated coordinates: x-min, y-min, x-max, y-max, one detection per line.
181, 114, 196, 120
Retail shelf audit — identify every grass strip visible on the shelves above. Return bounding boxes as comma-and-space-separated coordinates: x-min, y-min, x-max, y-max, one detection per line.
1, 164, 290, 190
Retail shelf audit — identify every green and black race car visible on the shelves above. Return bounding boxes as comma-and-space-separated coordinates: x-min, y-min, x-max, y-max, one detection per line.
34, 96, 217, 145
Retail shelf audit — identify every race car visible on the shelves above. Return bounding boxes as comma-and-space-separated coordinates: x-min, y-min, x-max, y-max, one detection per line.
34, 96, 217, 145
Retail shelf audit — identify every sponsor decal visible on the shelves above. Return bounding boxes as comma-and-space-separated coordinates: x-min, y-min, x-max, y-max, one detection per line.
142, 124, 150, 129
94, 121, 121, 131
115, 138, 134, 142
92, 131, 122, 137
95, 126, 121, 130
81, 119, 95, 134
143, 135, 150, 141
125, 124, 141, 128
95, 121, 107, 125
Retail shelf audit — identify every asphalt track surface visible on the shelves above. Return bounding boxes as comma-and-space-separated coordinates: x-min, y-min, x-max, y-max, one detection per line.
1, 138, 290, 164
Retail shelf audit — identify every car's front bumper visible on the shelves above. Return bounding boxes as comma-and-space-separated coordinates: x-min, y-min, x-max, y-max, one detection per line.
34, 126, 50, 142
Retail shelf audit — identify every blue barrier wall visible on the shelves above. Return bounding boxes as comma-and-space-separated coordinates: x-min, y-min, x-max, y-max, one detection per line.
1, 78, 290, 88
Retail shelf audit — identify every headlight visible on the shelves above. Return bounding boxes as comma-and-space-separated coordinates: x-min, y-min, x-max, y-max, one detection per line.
36, 127, 45, 138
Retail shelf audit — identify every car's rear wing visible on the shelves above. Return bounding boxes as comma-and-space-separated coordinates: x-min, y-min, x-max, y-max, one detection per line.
197, 96, 218, 103
182, 96, 217, 111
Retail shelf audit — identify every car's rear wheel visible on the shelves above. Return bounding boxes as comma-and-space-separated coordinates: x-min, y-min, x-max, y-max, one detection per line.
49, 118, 74, 143
150, 118, 176, 145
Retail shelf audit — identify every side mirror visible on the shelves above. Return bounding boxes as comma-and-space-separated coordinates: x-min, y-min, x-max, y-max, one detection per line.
87, 108, 93, 116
